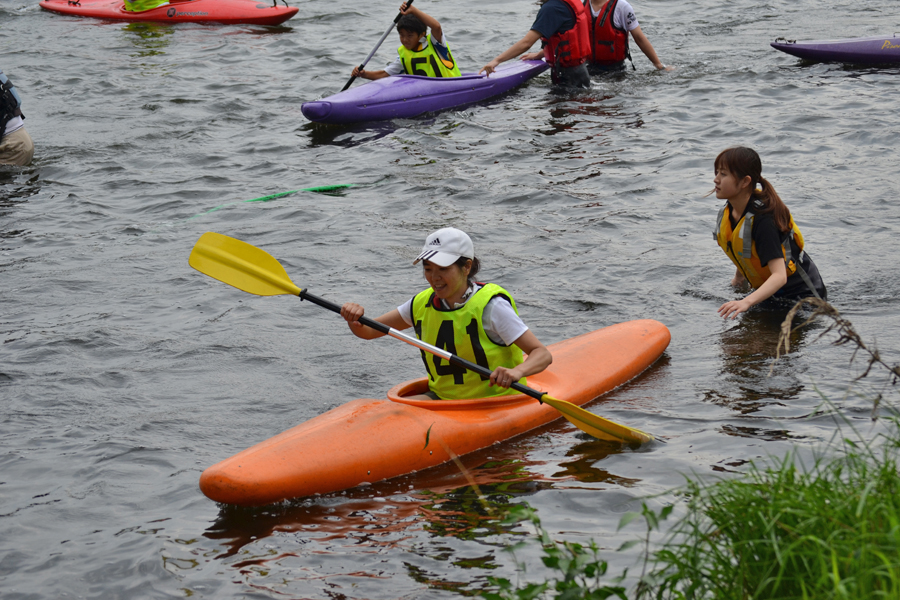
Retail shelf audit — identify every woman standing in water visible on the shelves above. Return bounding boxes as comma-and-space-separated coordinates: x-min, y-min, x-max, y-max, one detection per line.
712, 147, 827, 319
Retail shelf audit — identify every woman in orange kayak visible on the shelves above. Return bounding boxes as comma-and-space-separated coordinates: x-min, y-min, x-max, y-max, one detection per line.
340, 227, 552, 400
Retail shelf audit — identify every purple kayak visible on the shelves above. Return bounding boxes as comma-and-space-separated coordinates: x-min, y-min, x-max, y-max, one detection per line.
771, 35, 900, 64
301, 60, 549, 124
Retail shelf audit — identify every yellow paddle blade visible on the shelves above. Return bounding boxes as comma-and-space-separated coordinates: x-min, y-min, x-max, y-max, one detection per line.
541, 395, 654, 444
189, 232, 302, 297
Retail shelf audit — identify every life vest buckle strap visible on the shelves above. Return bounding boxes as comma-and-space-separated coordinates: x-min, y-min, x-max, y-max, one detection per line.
740, 211, 754, 259
714, 206, 726, 241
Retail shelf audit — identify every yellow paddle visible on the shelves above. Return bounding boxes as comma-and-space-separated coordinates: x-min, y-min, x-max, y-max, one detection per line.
189, 232, 656, 445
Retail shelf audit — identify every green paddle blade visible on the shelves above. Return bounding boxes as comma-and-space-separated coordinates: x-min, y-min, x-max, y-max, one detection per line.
541, 395, 654, 444
189, 232, 302, 297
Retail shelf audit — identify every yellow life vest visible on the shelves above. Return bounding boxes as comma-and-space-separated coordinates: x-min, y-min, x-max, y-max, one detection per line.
397, 34, 461, 78
713, 201, 820, 298
123, 0, 168, 11
411, 283, 525, 400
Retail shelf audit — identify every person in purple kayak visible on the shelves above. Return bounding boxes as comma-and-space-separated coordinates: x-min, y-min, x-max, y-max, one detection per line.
583, 0, 673, 74
480, 0, 591, 89
351, 2, 461, 81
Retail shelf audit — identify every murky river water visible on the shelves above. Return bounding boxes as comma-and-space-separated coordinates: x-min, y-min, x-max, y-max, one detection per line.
2, 0, 900, 597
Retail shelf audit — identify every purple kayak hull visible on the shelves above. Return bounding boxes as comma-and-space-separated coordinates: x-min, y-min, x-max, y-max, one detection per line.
771, 35, 900, 64
302, 60, 549, 124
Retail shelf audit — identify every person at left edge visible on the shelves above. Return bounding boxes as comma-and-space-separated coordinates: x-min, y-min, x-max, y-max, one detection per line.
480, 0, 591, 89
340, 228, 552, 401
351, 2, 461, 81
123, 0, 168, 11
0, 68, 34, 167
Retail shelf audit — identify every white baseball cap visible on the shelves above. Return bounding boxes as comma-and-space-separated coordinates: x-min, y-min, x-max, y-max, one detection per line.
413, 227, 474, 267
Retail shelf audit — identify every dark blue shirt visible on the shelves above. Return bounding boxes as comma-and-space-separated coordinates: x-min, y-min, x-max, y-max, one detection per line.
530, 0, 576, 39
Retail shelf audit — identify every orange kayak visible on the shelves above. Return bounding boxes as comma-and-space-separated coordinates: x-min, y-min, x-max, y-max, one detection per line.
200, 320, 670, 506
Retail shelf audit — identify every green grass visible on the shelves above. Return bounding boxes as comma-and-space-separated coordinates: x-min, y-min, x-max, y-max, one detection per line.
477, 423, 900, 600
638, 428, 900, 600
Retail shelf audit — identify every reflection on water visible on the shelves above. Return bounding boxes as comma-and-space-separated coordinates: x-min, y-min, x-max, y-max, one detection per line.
705, 305, 818, 415
302, 120, 401, 148
0, 170, 40, 240
553, 435, 640, 485
123, 22, 174, 61
719, 423, 810, 442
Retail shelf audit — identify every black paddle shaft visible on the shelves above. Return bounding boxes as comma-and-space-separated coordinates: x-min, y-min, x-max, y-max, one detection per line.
297, 288, 544, 402
340, 0, 415, 92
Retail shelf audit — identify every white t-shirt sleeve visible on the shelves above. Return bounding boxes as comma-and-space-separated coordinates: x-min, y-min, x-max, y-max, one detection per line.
384, 56, 405, 76
398, 298, 414, 326
483, 297, 529, 347
613, 0, 639, 31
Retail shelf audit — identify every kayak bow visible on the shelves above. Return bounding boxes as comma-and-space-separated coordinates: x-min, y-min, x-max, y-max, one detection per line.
771, 35, 900, 64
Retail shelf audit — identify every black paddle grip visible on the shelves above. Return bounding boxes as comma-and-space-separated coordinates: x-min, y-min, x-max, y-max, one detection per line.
299, 290, 392, 335
394, 0, 414, 22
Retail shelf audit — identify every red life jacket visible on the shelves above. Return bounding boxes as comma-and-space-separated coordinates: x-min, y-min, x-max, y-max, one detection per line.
584, 0, 629, 65
541, 0, 591, 68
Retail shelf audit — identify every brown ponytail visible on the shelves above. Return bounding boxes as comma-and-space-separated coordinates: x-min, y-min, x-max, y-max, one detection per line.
714, 147, 792, 232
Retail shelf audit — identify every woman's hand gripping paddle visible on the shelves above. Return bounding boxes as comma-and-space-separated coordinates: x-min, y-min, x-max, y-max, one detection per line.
340, 0, 414, 92
189, 232, 656, 445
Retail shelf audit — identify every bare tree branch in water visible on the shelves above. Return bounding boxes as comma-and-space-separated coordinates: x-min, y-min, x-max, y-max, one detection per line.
772, 298, 900, 389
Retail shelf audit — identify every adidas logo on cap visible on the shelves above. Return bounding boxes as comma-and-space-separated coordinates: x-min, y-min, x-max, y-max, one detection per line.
428, 238, 442, 246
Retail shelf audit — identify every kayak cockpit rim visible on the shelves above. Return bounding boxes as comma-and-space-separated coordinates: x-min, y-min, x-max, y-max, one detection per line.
387, 377, 537, 410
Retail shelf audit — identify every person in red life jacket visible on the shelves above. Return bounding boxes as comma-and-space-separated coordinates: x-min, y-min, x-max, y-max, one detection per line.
712, 147, 827, 320
351, 2, 461, 81
584, 0, 672, 73
479, 0, 591, 89
340, 228, 552, 401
